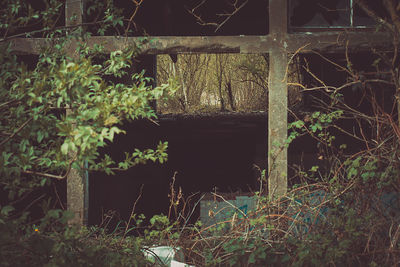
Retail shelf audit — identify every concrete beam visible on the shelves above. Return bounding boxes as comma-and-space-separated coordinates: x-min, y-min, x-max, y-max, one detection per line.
6, 31, 390, 55
286, 31, 392, 53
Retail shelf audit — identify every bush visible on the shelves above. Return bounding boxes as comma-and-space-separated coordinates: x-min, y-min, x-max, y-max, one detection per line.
0, 1, 175, 265
0, 208, 150, 266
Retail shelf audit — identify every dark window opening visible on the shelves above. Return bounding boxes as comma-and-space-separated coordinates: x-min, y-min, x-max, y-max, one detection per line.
0, 0, 65, 38
289, 0, 384, 30
89, 114, 267, 227
288, 52, 396, 186
86, 0, 268, 36
88, 51, 274, 227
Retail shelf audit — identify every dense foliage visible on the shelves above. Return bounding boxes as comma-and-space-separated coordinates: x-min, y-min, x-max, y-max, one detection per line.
0, 1, 174, 265
0, 0, 176, 196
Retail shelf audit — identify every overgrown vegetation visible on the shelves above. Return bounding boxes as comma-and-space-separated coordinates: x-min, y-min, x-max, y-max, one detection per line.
157, 54, 269, 113
0, 1, 173, 265
1, 0, 400, 266
157, 53, 303, 114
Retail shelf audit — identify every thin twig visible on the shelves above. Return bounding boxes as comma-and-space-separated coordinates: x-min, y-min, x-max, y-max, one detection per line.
214, 0, 248, 33
0, 117, 34, 147
123, 184, 144, 239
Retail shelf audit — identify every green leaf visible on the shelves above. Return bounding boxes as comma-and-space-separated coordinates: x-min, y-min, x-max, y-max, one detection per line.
310, 165, 319, 172
47, 209, 61, 219
248, 253, 256, 264
1, 205, 15, 216
40, 178, 47, 186
61, 142, 69, 155
37, 131, 44, 143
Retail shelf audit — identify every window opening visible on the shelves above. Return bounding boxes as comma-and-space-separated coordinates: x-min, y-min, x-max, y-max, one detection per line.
289, 0, 382, 30
288, 52, 396, 186
157, 53, 268, 113
85, 0, 268, 36
0, 0, 65, 38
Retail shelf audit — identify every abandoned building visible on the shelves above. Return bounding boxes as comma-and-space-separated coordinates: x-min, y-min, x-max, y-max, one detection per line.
8, 0, 395, 226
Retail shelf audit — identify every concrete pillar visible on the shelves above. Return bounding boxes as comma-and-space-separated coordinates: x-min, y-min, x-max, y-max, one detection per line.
65, 0, 88, 225
268, 0, 288, 199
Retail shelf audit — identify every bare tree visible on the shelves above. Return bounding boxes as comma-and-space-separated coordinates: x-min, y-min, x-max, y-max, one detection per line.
215, 54, 228, 111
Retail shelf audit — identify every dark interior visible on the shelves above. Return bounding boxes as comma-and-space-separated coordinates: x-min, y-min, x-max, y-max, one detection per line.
89, 113, 267, 226
92, 0, 269, 36
289, 0, 385, 29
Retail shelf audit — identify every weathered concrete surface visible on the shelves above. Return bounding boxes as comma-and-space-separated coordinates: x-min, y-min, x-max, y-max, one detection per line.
286, 31, 392, 53
65, 0, 88, 226
7, 31, 390, 55
268, 48, 288, 199
67, 167, 87, 225
268, 0, 288, 199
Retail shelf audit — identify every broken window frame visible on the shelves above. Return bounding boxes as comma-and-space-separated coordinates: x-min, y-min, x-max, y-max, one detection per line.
289, 0, 377, 31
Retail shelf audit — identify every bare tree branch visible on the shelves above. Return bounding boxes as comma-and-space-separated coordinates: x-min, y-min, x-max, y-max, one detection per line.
187, 0, 249, 33
0, 117, 33, 147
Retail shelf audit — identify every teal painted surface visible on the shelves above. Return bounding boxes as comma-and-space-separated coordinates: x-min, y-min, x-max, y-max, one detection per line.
288, 190, 400, 237
200, 196, 256, 227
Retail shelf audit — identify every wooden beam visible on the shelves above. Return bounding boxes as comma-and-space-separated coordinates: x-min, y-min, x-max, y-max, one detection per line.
65, 0, 88, 226
268, 0, 288, 199
7, 31, 390, 55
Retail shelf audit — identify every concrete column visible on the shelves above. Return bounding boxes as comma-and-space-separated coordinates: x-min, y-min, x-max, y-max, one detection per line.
268, 0, 288, 199
65, 0, 88, 225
